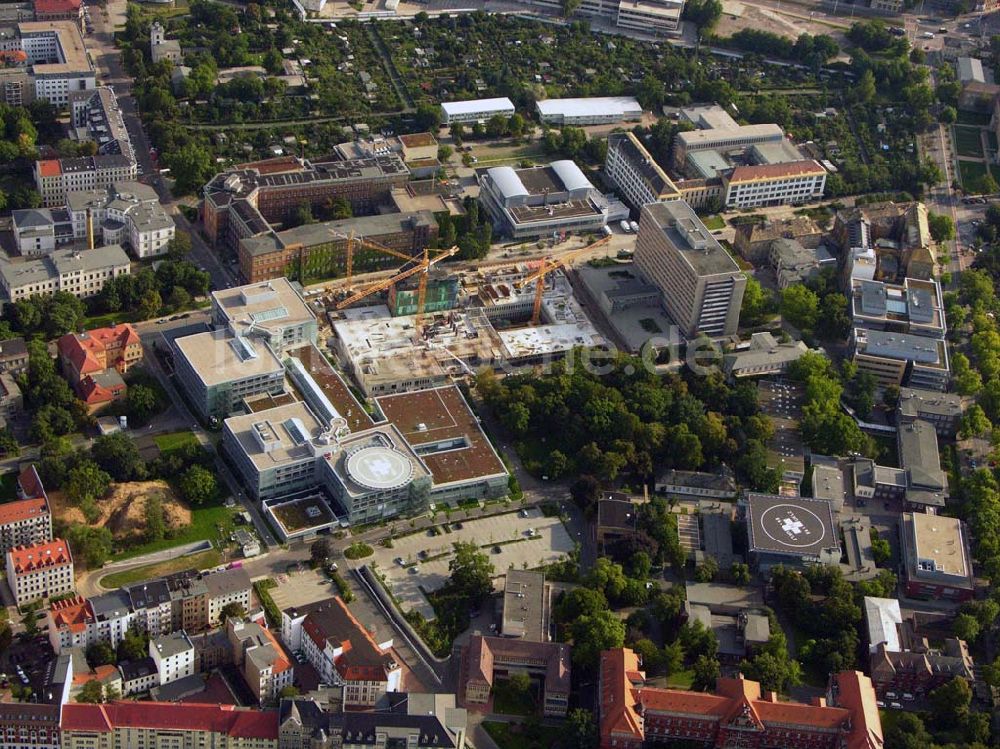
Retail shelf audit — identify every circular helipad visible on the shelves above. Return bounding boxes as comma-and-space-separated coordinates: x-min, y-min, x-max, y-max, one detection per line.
758, 503, 827, 549
346, 445, 414, 491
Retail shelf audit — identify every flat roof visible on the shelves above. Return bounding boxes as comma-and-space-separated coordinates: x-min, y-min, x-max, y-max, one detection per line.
374, 386, 506, 486
285, 344, 375, 433
811, 464, 846, 507
898, 388, 961, 420
677, 123, 784, 148
243, 211, 438, 257
501, 570, 547, 641
174, 329, 284, 387
641, 201, 740, 278
440, 97, 514, 116
854, 328, 947, 367
863, 596, 902, 653
597, 498, 637, 531
536, 96, 641, 119
750, 140, 806, 165
212, 278, 314, 332
906, 512, 970, 580
19, 20, 91, 74
225, 399, 325, 472
746, 493, 839, 558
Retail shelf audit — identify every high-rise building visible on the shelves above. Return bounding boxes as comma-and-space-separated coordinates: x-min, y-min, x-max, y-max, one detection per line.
633, 201, 745, 338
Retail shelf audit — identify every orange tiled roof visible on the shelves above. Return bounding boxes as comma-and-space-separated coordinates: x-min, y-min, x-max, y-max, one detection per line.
58, 324, 140, 377
61, 702, 278, 738
259, 625, 292, 674
37, 160, 62, 177
9, 538, 72, 574
599, 648, 645, 745
726, 160, 826, 184
49, 596, 93, 633
299, 597, 394, 682
0, 496, 48, 526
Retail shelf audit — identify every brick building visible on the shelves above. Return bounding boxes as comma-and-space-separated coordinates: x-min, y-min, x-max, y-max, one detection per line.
0, 702, 61, 749
460, 635, 571, 717
599, 648, 883, 749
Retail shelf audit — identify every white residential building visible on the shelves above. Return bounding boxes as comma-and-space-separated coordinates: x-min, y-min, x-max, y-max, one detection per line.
0, 466, 53, 555
6, 538, 74, 607
150, 630, 195, 685
0, 244, 131, 304
204, 566, 252, 627
34, 154, 137, 207
67, 182, 175, 258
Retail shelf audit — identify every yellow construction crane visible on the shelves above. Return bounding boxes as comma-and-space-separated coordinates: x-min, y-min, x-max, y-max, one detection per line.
335, 246, 459, 320
344, 233, 422, 286
515, 236, 612, 324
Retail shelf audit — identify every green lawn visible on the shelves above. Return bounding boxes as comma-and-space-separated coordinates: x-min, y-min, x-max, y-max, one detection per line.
482, 721, 564, 749
958, 159, 999, 191
701, 214, 726, 230
954, 126, 985, 158
99, 548, 222, 589
957, 109, 992, 127
491, 679, 538, 716
111, 502, 239, 561
153, 431, 199, 455
665, 669, 695, 689
0, 472, 18, 502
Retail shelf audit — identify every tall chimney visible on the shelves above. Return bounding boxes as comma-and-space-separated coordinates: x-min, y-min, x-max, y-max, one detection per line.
86, 208, 94, 250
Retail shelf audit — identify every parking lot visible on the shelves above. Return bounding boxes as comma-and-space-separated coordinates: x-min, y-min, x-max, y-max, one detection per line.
374, 508, 574, 619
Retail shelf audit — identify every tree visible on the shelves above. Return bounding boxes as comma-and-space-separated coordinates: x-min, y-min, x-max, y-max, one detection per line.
929, 677, 972, 728
870, 528, 891, 565
167, 143, 214, 195
570, 474, 601, 515
92, 432, 145, 481
220, 602, 246, 622
691, 655, 721, 691
67, 525, 113, 568
556, 587, 608, 623
561, 0, 581, 16
145, 493, 166, 543
179, 465, 218, 506
117, 628, 149, 662
167, 231, 192, 261
781, 285, 820, 331
695, 557, 718, 583
563, 708, 598, 749
960, 404, 992, 439
683, 0, 722, 33
311, 537, 332, 566
952, 612, 980, 643
570, 610, 625, 669
76, 680, 107, 704
448, 541, 494, 605
169, 286, 191, 311
66, 462, 111, 506
853, 69, 876, 104
730, 562, 751, 586
740, 275, 771, 326
138, 289, 163, 321
928, 212, 956, 242
952, 353, 983, 396
415, 102, 441, 131
125, 384, 161, 426
437, 145, 453, 162
86, 640, 115, 668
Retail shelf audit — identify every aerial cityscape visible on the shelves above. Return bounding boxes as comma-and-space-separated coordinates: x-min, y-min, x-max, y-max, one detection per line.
0, 0, 995, 747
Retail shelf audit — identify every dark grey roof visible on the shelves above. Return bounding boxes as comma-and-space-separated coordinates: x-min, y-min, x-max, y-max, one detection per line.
89, 590, 132, 621
127, 579, 171, 609
119, 656, 157, 682
203, 566, 251, 598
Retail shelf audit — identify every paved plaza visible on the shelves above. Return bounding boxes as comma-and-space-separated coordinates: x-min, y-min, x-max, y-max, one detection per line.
374, 507, 574, 619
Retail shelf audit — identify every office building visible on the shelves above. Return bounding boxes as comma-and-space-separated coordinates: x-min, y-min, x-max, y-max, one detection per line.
536, 96, 641, 126
633, 200, 745, 338
850, 277, 946, 339
722, 331, 810, 379
478, 160, 616, 239
281, 596, 401, 708
440, 97, 514, 124
278, 693, 467, 749
173, 329, 285, 422
851, 328, 949, 391
0, 466, 52, 554
18, 21, 95, 106
150, 630, 195, 686
6, 537, 74, 607
11, 207, 72, 254
57, 323, 142, 387
461, 635, 571, 717
896, 419, 947, 509
745, 493, 841, 572
500, 570, 550, 641
226, 618, 293, 705
604, 131, 682, 210
897, 388, 962, 438
66, 182, 173, 258
599, 648, 882, 749
60, 702, 280, 749
0, 244, 131, 304
238, 210, 437, 284
0, 702, 61, 749
202, 154, 409, 251
211, 278, 318, 355
34, 154, 137, 207
614, 0, 683, 35
721, 161, 826, 208
901, 512, 974, 601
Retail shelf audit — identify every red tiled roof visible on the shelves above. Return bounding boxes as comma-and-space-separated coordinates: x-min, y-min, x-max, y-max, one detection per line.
836, 671, 885, 749
8, 538, 72, 574
49, 595, 93, 633
599, 648, 644, 745
74, 664, 118, 686
259, 625, 292, 675
58, 324, 141, 377
18, 465, 46, 501
61, 702, 279, 739
296, 597, 395, 683
726, 160, 826, 184
34, 0, 82, 13
37, 160, 61, 177
78, 373, 126, 405
0, 496, 48, 526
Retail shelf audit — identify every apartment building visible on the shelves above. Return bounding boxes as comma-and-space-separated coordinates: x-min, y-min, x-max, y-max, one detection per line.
0, 702, 61, 749
126, 578, 172, 637
205, 566, 252, 627
599, 648, 882, 749
440, 97, 514, 124
281, 597, 401, 708
118, 657, 159, 696
6, 537, 74, 607
202, 155, 409, 251
150, 630, 196, 685
68, 87, 134, 164
60, 702, 280, 749
238, 210, 437, 284
34, 155, 137, 207
57, 323, 142, 387
0, 245, 131, 304
633, 200, 745, 338
87, 589, 136, 651
605, 131, 682, 211
0, 465, 52, 554
47, 594, 92, 652
227, 618, 294, 704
